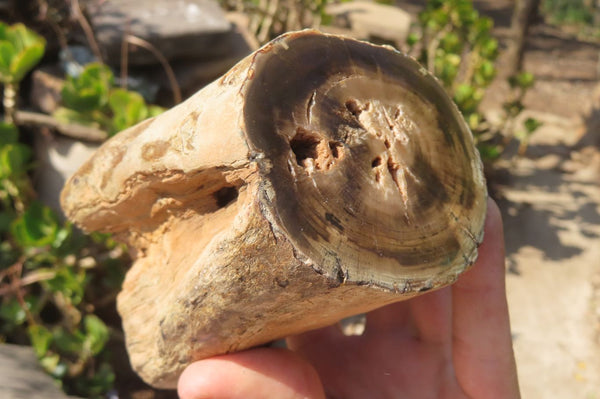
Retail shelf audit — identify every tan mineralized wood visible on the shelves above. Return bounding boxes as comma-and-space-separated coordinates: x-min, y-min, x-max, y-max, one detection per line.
61, 30, 487, 388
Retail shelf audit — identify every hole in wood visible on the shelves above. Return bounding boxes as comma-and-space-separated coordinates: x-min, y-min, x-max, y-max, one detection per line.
371, 156, 382, 168
329, 141, 343, 159
290, 128, 321, 166
387, 157, 402, 190
345, 99, 362, 117
213, 186, 239, 208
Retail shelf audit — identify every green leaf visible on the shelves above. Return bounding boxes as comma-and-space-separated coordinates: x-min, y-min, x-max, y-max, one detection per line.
52, 107, 101, 128
45, 266, 86, 305
52, 224, 72, 250
467, 112, 482, 130
0, 41, 16, 83
509, 72, 535, 89
503, 99, 525, 117
0, 211, 14, 232
28, 324, 53, 357
109, 89, 148, 134
61, 63, 114, 112
0, 122, 18, 144
11, 23, 45, 51
0, 143, 31, 180
75, 362, 115, 396
320, 12, 333, 26
147, 105, 165, 118
477, 143, 501, 160
0, 22, 8, 40
440, 32, 461, 54
39, 353, 68, 378
9, 43, 45, 82
0, 297, 27, 326
453, 84, 483, 115
11, 201, 59, 248
84, 315, 109, 355
39, 353, 59, 373
453, 83, 475, 104
406, 32, 420, 47
53, 326, 86, 355
435, 53, 460, 87
524, 117, 543, 134
475, 59, 496, 85
479, 37, 499, 59
0, 23, 45, 84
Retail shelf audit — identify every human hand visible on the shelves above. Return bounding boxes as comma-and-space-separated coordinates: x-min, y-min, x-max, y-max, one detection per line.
178, 198, 520, 399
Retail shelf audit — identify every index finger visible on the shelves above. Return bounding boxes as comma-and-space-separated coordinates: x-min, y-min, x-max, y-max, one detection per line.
451, 197, 520, 398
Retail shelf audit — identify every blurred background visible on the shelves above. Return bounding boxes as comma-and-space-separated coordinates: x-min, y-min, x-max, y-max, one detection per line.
0, 0, 598, 398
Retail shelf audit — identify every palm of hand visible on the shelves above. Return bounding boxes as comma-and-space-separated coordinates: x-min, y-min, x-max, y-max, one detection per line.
288, 292, 461, 399
288, 288, 484, 399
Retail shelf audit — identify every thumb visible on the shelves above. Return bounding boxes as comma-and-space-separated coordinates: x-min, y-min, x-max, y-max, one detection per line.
178, 347, 326, 399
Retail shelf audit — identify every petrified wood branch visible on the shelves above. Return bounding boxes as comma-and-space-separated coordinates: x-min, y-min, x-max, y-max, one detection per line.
61, 30, 487, 388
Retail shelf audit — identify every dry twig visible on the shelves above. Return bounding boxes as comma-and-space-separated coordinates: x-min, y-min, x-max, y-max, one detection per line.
125, 35, 182, 104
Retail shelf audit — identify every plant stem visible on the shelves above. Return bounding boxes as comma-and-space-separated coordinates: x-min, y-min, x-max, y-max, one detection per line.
125, 35, 182, 104
70, 0, 104, 63
3, 82, 17, 124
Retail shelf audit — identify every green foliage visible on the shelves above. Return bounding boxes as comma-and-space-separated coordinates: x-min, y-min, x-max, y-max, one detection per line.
0, 20, 139, 397
0, 22, 46, 123
61, 63, 114, 113
410, 0, 501, 159
503, 71, 542, 155
109, 89, 150, 133
414, 0, 499, 130
12, 201, 60, 248
542, 0, 594, 25
0, 122, 32, 214
509, 71, 535, 90
477, 143, 502, 161
28, 324, 53, 357
0, 22, 46, 85
411, 0, 542, 160
0, 122, 129, 397
218, 0, 333, 43
54, 63, 164, 136
515, 116, 543, 156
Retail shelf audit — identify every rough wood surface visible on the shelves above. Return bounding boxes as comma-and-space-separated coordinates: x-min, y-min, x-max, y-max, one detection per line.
61, 30, 487, 388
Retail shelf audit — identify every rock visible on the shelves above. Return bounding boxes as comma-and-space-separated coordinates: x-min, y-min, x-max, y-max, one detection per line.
0, 344, 73, 399
225, 12, 260, 51
326, 1, 412, 49
34, 134, 99, 218
29, 68, 64, 114
139, 12, 258, 100
87, 0, 233, 66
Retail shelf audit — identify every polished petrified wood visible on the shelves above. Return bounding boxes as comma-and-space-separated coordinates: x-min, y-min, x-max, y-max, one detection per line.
61, 30, 487, 388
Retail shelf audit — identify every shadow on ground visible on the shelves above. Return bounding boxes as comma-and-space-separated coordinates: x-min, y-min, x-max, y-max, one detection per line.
491, 135, 600, 273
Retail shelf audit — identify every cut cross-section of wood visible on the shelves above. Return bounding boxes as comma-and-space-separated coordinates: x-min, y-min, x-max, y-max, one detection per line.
61, 30, 487, 388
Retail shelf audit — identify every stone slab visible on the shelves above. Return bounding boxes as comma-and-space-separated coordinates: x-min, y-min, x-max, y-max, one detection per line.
0, 344, 72, 399
326, 1, 412, 48
88, 0, 233, 65
139, 11, 258, 100
34, 134, 100, 219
